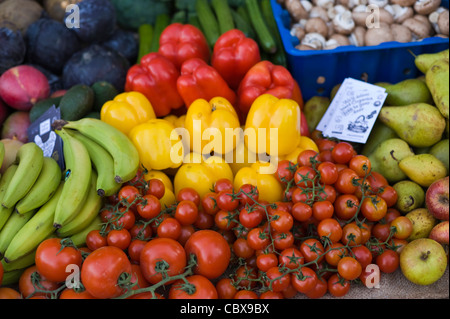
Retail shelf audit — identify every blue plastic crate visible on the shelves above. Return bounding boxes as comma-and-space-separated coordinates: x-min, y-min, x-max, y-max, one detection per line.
272, 0, 450, 101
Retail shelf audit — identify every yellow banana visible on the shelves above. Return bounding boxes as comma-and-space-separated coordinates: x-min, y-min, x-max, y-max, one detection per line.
65, 128, 122, 197
1, 142, 44, 209
57, 118, 139, 184
53, 128, 92, 229
0, 164, 18, 230
56, 170, 104, 238
0, 209, 36, 258
69, 215, 103, 248
15, 156, 62, 215
3, 182, 64, 263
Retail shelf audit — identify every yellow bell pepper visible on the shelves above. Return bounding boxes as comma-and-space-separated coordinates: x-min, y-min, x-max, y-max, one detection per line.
174, 153, 234, 198
164, 114, 186, 129
281, 136, 319, 164
129, 119, 185, 171
244, 94, 301, 157
144, 170, 176, 209
100, 91, 156, 136
234, 161, 284, 203
185, 97, 241, 155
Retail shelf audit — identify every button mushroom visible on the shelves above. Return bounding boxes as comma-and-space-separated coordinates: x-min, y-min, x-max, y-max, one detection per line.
305, 17, 330, 37
438, 9, 449, 36
333, 10, 356, 34
286, 0, 310, 21
391, 4, 414, 23
313, 0, 336, 10
368, 0, 388, 8
390, 0, 417, 6
402, 16, 433, 39
364, 23, 394, 45
309, 6, 330, 21
328, 4, 348, 20
290, 23, 306, 41
301, 32, 327, 49
349, 25, 366, 46
414, 0, 442, 16
390, 23, 413, 42
325, 33, 352, 49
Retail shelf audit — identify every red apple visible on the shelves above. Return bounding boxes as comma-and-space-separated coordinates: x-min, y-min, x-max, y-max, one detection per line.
429, 221, 449, 245
0, 65, 50, 111
426, 176, 449, 221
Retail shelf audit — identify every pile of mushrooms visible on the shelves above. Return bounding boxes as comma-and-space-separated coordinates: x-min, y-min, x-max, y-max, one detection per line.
278, 0, 449, 50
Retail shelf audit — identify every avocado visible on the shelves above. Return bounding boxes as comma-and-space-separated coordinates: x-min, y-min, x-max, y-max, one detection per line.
29, 96, 63, 123
91, 81, 118, 112
59, 84, 94, 121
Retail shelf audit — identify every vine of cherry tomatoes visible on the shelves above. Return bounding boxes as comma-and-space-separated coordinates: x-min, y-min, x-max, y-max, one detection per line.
5, 132, 413, 299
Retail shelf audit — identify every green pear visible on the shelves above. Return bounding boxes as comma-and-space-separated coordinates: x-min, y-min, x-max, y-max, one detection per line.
374, 82, 391, 89
426, 58, 449, 119
369, 138, 415, 183
399, 154, 448, 187
361, 120, 398, 156
413, 146, 431, 154
378, 103, 446, 148
414, 49, 449, 74
406, 208, 437, 241
429, 139, 449, 173
303, 96, 330, 134
384, 78, 433, 106
330, 83, 341, 101
393, 180, 425, 214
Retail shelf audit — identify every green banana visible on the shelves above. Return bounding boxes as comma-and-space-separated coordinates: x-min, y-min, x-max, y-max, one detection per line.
66, 128, 122, 197
0, 268, 25, 286
56, 118, 139, 184
56, 170, 104, 238
0, 164, 18, 230
3, 182, 64, 263
15, 156, 62, 215
69, 215, 103, 248
53, 128, 92, 229
1, 248, 36, 272
0, 209, 36, 258
1, 142, 44, 209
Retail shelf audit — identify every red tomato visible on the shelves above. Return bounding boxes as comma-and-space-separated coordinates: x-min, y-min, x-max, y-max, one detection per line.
327, 273, 350, 297
184, 230, 231, 279
59, 288, 97, 299
361, 196, 388, 222
201, 192, 219, 215
81, 246, 132, 299
136, 194, 161, 219
291, 266, 318, 294
157, 217, 182, 240
317, 218, 342, 243
349, 155, 371, 177
175, 200, 199, 225
139, 238, 187, 285
291, 202, 313, 222
176, 187, 201, 207
256, 253, 279, 272
276, 160, 296, 184
331, 142, 355, 164
279, 247, 304, 269
334, 168, 359, 194
305, 276, 327, 299
35, 238, 83, 283
216, 190, 239, 211
19, 265, 60, 298
85, 229, 107, 251
376, 250, 399, 274
264, 267, 291, 292
106, 228, 132, 250
233, 289, 259, 299
299, 238, 325, 263
337, 256, 362, 281
334, 194, 360, 220
216, 278, 237, 299
297, 149, 319, 167
318, 162, 339, 185
146, 178, 165, 199
169, 275, 218, 299
294, 166, 317, 188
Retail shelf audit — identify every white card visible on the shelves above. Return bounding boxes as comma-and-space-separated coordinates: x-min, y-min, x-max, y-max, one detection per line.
317, 78, 387, 144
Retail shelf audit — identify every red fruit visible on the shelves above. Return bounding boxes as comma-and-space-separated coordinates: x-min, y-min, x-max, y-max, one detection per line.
1, 111, 30, 143
0, 65, 50, 111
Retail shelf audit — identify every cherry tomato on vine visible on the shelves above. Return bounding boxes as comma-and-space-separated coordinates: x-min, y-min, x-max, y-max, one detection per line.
107, 228, 132, 250
238, 184, 259, 206
128, 239, 147, 263
0, 287, 21, 299
297, 149, 319, 167
341, 222, 363, 246
276, 160, 296, 184
85, 229, 107, 251
201, 192, 219, 215
176, 187, 201, 207
351, 245, 373, 270
233, 289, 259, 299
317, 162, 338, 185
265, 267, 291, 292
157, 217, 182, 240
146, 178, 165, 199
331, 142, 355, 164
214, 178, 234, 193
35, 238, 82, 283
304, 276, 327, 299
299, 238, 325, 263
279, 247, 304, 269
216, 190, 239, 211
19, 266, 60, 298
216, 278, 237, 299
136, 194, 161, 220
118, 185, 141, 209
233, 237, 255, 259
327, 273, 350, 298
349, 154, 372, 177
325, 243, 347, 267
376, 249, 399, 274
337, 256, 362, 281
361, 196, 388, 222
294, 166, 317, 188
291, 202, 313, 222
247, 227, 270, 251
317, 218, 342, 243
175, 200, 199, 226
334, 168, 359, 194
378, 185, 398, 208
270, 210, 294, 233
334, 194, 360, 220
256, 252, 279, 272
312, 200, 334, 220
215, 210, 237, 231
291, 266, 318, 294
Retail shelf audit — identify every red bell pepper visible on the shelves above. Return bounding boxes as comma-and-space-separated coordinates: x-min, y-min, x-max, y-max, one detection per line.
177, 58, 237, 108
125, 52, 184, 117
158, 23, 211, 70
237, 60, 304, 116
211, 29, 261, 91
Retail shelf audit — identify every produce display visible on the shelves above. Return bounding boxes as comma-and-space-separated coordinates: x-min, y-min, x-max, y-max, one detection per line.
0, 0, 448, 302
